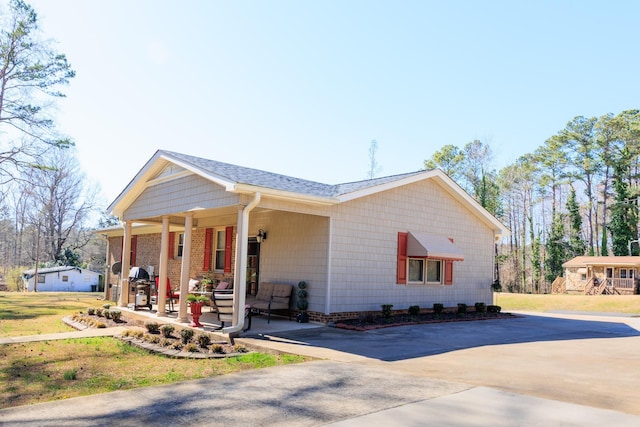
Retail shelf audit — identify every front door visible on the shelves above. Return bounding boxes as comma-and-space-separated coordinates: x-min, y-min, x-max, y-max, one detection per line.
247, 238, 260, 296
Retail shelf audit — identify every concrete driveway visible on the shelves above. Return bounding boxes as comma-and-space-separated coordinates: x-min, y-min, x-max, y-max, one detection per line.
1, 312, 640, 426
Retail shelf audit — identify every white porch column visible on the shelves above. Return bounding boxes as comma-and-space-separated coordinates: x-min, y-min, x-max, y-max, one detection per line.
224, 192, 260, 334
118, 221, 132, 308
177, 214, 193, 323
156, 216, 169, 317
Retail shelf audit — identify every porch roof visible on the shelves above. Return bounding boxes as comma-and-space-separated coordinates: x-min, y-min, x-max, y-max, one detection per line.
563, 256, 640, 268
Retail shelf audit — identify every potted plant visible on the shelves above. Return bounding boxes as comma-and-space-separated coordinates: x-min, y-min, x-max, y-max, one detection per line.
201, 276, 214, 292
296, 281, 309, 323
187, 294, 209, 327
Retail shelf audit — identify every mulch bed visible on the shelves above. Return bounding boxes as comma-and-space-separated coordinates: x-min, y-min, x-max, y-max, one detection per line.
333, 311, 517, 331
64, 313, 250, 358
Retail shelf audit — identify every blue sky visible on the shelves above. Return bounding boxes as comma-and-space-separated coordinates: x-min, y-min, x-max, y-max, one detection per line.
27, 0, 640, 204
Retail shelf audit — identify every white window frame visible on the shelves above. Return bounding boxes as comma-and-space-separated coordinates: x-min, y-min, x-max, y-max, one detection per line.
426, 259, 443, 284
177, 233, 185, 258
407, 258, 424, 283
214, 228, 226, 272
407, 258, 444, 285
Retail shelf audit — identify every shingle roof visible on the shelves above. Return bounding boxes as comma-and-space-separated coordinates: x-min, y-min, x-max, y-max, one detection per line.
164, 150, 427, 199
563, 256, 640, 267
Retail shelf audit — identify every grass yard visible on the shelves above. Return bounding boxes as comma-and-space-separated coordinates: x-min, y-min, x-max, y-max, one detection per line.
0, 292, 107, 336
0, 292, 311, 409
495, 292, 640, 315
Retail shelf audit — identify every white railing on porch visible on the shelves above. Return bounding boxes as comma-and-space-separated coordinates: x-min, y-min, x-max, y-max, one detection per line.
605, 278, 635, 290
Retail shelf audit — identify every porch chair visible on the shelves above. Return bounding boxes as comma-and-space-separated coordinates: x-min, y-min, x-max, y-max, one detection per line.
212, 289, 251, 331
155, 276, 178, 312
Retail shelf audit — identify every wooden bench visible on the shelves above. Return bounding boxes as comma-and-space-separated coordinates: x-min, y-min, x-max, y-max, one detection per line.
246, 282, 293, 323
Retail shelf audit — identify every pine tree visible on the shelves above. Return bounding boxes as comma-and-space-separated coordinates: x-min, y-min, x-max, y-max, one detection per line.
567, 187, 586, 257
545, 212, 566, 283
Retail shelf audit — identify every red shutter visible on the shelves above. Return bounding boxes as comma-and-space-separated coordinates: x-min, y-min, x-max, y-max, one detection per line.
203, 228, 213, 271
130, 236, 138, 266
397, 232, 408, 284
223, 226, 233, 273
444, 260, 454, 285
168, 232, 175, 260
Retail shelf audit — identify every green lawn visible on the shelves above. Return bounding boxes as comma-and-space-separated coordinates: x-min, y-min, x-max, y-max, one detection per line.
494, 292, 640, 315
0, 291, 311, 409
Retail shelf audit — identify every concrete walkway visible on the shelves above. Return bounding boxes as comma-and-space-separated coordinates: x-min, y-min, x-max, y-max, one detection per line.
1, 311, 640, 426
0, 326, 127, 344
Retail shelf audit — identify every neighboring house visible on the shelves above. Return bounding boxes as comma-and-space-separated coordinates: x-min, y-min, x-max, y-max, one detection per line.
22, 266, 102, 292
561, 256, 640, 295
99, 150, 509, 331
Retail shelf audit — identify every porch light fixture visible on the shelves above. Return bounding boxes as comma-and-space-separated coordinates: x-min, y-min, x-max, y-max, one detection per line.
256, 229, 267, 243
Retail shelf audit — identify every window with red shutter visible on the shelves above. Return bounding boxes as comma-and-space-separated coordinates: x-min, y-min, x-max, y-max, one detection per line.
397, 232, 408, 284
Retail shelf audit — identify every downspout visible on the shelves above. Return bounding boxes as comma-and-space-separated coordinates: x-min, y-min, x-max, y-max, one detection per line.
224, 192, 261, 335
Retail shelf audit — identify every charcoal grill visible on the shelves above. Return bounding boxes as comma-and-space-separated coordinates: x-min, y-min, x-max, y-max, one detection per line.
129, 267, 152, 310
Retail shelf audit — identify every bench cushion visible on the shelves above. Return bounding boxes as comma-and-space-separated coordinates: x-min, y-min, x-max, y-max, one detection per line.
249, 283, 292, 311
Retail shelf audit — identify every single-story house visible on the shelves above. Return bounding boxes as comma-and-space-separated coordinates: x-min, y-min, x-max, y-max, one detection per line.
22, 266, 102, 292
99, 150, 509, 333
562, 256, 640, 295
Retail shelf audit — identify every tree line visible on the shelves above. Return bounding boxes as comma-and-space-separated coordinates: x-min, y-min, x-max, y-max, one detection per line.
425, 111, 640, 293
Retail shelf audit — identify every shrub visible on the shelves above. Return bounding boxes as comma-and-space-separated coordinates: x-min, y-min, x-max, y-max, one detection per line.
94, 321, 107, 328
487, 305, 502, 314
160, 324, 175, 338
381, 304, 393, 318
132, 330, 144, 339
433, 303, 444, 314
63, 369, 78, 381
143, 334, 161, 344
457, 303, 467, 315
184, 343, 199, 353
145, 321, 160, 334
104, 310, 112, 319
110, 310, 122, 321
87, 307, 95, 315
296, 281, 309, 312
474, 302, 487, 313
408, 305, 420, 316
159, 338, 173, 347
211, 344, 225, 354
95, 307, 104, 317
103, 303, 111, 310
196, 333, 211, 348
233, 344, 249, 353
171, 341, 183, 350
180, 328, 194, 344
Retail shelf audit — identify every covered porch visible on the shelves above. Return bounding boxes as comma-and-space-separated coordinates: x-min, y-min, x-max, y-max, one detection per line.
562, 256, 640, 295
119, 301, 322, 338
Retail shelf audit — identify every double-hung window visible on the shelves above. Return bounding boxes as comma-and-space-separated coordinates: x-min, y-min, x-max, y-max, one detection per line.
214, 229, 226, 271
177, 233, 185, 258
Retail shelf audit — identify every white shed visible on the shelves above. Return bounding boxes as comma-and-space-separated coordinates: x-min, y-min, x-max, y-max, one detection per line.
23, 266, 102, 292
